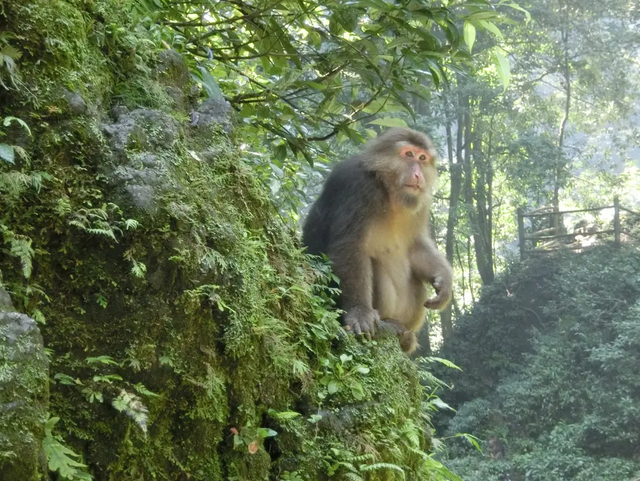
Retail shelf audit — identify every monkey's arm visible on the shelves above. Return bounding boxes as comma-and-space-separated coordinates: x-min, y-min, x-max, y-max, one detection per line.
321, 158, 384, 336
328, 239, 379, 336
411, 237, 453, 310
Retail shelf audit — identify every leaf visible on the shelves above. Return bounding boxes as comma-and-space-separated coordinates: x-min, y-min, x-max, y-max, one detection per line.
327, 380, 339, 394
3, 116, 31, 135
360, 463, 405, 474
478, 20, 504, 41
133, 383, 159, 397
0, 143, 15, 164
54, 373, 79, 385
463, 21, 476, 53
258, 428, 278, 438
455, 432, 483, 452
367, 117, 408, 128
268, 409, 301, 420
351, 381, 365, 400
1, 45, 22, 60
356, 366, 370, 375
339, 354, 352, 363
425, 356, 462, 370
492, 47, 511, 89
498, 1, 532, 23
308, 414, 323, 424
387, 37, 415, 49
43, 417, 92, 481
86, 355, 118, 365
431, 397, 454, 410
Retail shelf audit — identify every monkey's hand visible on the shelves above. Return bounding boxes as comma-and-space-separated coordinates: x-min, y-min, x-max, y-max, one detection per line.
424, 274, 452, 310
343, 305, 380, 338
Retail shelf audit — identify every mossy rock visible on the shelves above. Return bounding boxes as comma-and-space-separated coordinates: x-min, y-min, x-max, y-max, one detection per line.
0, 1, 438, 480
0, 312, 49, 481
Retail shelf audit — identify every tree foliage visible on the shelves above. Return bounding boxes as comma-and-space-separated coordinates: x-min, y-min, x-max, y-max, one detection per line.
131, 0, 515, 156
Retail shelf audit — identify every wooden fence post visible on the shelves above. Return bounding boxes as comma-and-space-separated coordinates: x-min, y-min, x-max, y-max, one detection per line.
614, 196, 620, 247
517, 207, 526, 259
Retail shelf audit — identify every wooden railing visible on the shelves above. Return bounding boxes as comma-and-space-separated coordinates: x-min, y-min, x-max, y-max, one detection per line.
517, 197, 640, 259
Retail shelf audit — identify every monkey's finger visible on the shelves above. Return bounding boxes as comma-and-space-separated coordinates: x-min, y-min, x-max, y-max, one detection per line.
424, 295, 447, 310
352, 323, 362, 336
367, 321, 377, 336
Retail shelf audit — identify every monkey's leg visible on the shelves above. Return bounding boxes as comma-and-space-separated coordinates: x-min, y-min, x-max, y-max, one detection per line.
378, 319, 417, 353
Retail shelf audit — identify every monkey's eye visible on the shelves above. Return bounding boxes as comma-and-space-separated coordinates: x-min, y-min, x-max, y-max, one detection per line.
419, 154, 426, 161
405, 151, 414, 158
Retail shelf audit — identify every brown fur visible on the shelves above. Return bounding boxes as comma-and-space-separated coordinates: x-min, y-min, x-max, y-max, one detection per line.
303, 128, 453, 353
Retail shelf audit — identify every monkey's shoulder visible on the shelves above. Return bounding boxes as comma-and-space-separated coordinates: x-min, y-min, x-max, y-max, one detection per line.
324, 156, 384, 199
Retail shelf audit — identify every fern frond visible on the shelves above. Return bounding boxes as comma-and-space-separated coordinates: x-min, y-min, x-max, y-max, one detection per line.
10, 236, 34, 278
346, 453, 375, 463
343, 473, 364, 481
360, 462, 405, 477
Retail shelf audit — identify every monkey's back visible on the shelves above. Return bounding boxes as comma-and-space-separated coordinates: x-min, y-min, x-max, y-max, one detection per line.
302, 156, 386, 256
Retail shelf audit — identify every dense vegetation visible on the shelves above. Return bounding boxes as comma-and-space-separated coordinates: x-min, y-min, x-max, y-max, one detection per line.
0, 0, 496, 480
1, 0, 639, 480
437, 247, 640, 481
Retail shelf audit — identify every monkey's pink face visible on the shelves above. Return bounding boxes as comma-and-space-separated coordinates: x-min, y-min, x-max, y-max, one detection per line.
398, 144, 433, 193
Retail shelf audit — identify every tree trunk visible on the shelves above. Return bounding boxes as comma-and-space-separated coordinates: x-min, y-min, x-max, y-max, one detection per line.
472, 132, 495, 285
553, 19, 571, 230
440, 98, 463, 340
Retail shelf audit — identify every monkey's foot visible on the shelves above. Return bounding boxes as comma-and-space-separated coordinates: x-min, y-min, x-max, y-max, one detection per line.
343, 306, 380, 338
378, 319, 418, 353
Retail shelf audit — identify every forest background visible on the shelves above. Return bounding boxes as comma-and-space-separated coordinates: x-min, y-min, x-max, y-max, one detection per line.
2, 0, 640, 480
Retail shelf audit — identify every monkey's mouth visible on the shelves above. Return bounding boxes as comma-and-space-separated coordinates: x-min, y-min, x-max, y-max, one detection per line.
404, 185, 421, 191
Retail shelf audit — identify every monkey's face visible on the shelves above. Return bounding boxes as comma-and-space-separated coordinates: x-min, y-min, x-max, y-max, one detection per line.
395, 142, 436, 208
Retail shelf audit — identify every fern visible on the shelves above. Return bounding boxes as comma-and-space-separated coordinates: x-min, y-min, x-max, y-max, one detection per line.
85, 226, 118, 241
130, 260, 147, 278
400, 419, 421, 448
43, 417, 92, 481
345, 453, 375, 463
201, 247, 228, 272
124, 218, 141, 230
267, 409, 301, 420
406, 445, 429, 460
343, 474, 364, 481
9, 235, 34, 278
360, 462, 405, 477
336, 461, 358, 473
112, 389, 149, 434
69, 205, 137, 243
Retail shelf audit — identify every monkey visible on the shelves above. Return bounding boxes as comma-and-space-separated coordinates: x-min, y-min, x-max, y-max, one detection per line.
488, 436, 506, 460
302, 127, 453, 353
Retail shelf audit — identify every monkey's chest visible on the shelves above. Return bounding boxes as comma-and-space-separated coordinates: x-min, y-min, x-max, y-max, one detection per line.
364, 224, 424, 321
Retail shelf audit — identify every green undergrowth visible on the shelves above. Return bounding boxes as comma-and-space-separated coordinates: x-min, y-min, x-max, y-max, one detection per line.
436, 247, 640, 481
0, 1, 454, 480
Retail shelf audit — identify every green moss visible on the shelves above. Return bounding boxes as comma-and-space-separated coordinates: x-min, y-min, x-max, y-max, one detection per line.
0, 2, 442, 480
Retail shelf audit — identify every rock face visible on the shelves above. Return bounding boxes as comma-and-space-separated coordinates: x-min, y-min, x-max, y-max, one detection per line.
190, 98, 233, 132
0, 1, 435, 480
63, 89, 88, 116
0, 287, 13, 312
0, 312, 49, 481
